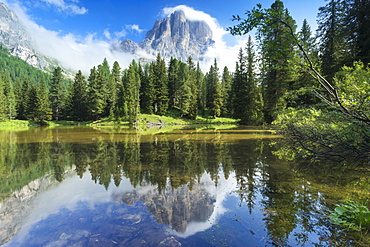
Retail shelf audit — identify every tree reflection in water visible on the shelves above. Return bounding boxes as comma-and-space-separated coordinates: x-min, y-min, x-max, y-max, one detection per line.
0, 127, 366, 246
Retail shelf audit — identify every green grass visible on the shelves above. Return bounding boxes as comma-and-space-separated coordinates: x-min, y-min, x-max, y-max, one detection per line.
0, 114, 240, 129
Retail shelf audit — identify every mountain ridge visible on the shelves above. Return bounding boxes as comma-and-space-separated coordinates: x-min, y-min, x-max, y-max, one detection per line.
115, 10, 215, 61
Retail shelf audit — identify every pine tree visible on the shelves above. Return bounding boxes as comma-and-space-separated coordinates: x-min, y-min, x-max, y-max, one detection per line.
168, 57, 181, 109
50, 67, 65, 121
196, 62, 206, 115
206, 59, 223, 117
317, 0, 348, 82
34, 77, 52, 122
140, 63, 155, 114
186, 57, 199, 119
232, 48, 248, 120
346, 0, 370, 64
17, 77, 30, 120
177, 62, 192, 118
88, 65, 106, 120
289, 19, 319, 107
27, 84, 38, 120
71, 70, 88, 121
260, 0, 297, 123
123, 62, 141, 124
221, 66, 233, 116
0, 76, 6, 120
152, 54, 169, 115
111, 61, 122, 118
244, 36, 263, 125
2, 72, 17, 120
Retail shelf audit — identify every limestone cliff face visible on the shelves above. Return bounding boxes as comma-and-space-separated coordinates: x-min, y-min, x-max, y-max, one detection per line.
116, 182, 215, 233
0, 2, 51, 70
118, 10, 214, 61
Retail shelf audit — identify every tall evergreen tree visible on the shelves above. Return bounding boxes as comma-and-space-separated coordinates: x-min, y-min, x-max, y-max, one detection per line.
232, 48, 248, 120
140, 63, 155, 114
34, 77, 52, 122
259, 0, 297, 123
123, 62, 141, 124
152, 54, 169, 115
88, 66, 106, 120
345, 0, 370, 64
71, 70, 88, 121
0, 75, 6, 120
17, 77, 30, 120
244, 36, 263, 125
2, 73, 17, 120
317, 0, 348, 82
186, 57, 199, 119
196, 62, 206, 115
206, 59, 223, 117
289, 19, 319, 107
221, 66, 233, 116
111, 61, 122, 118
50, 67, 65, 121
168, 57, 181, 109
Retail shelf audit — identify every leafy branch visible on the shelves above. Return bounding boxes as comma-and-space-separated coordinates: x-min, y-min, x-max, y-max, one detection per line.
228, 4, 370, 125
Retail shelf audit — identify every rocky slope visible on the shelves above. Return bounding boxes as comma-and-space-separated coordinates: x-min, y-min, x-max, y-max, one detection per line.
0, 2, 53, 71
116, 10, 215, 61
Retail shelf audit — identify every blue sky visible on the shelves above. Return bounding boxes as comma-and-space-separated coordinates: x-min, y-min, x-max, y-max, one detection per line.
13, 0, 325, 43
3, 0, 326, 73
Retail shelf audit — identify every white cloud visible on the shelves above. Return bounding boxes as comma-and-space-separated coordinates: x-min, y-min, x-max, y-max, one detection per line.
103, 28, 111, 40
126, 24, 145, 34
162, 5, 249, 72
40, 0, 88, 15
114, 29, 127, 39
4, 1, 247, 75
5, 1, 135, 74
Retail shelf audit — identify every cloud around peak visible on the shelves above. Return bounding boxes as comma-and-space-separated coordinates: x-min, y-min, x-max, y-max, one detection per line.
3, 1, 247, 74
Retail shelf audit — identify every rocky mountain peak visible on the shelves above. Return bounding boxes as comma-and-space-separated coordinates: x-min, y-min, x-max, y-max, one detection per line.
117, 10, 214, 61
0, 2, 56, 71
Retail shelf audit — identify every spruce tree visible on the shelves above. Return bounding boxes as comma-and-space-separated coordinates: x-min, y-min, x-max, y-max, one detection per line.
34, 77, 52, 122
196, 62, 206, 115
168, 57, 181, 109
346, 0, 370, 64
206, 59, 223, 117
221, 66, 233, 116
260, 0, 297, 123
317, 0, 348, 82
17, 77, 30, 120
2, 73, 17, 120
0, 76, 6, 120
186, 57, 199, 119
152, 54, 169, 116
244, 36, 263, 125
232, 48, 248, 120
123, 62, 141, 124
140, 63, 154, 114
88, 65, 106, 120
71, 70, 88, 121
111, 61, 122, 118
50, 67, 65, 121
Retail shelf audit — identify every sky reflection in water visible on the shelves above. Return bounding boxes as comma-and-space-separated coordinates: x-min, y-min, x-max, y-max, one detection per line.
1, 127, 338, 246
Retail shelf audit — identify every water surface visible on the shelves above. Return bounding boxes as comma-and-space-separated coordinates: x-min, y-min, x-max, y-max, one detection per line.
0, 126, 366, 246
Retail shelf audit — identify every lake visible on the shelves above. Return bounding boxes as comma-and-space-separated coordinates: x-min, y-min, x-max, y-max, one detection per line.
0, 126, 368, 246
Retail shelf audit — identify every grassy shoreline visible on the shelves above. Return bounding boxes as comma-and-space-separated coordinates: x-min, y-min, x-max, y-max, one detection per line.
0, 114, 240, 129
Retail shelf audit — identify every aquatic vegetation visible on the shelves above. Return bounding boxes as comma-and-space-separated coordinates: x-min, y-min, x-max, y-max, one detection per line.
330, 200, 370, 231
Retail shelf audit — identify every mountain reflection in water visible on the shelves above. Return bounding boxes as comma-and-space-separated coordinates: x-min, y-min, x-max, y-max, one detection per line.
0, 126, 359, 246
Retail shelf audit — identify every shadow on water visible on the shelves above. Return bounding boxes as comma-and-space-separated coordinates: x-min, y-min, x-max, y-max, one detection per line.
0, 126, 369, 246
